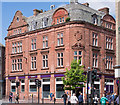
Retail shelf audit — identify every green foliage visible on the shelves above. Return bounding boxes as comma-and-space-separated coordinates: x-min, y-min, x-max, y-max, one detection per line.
66, 17, 70, 22
62, 59, 86, 90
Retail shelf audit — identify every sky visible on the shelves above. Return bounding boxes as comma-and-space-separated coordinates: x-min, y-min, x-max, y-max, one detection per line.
1, 0, 115, 46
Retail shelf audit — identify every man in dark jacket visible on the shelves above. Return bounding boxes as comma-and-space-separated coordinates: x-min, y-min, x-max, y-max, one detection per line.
62, 92, 68, 105
78, 93, 83, 105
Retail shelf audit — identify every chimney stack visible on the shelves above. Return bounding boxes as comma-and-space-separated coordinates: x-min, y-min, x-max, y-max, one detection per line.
33, 9, 41, 16
82, 3, 89, 7
98, 7, 109, 14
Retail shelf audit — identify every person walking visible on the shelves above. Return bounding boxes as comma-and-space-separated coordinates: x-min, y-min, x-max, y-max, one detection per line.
15, 93, 19, 104
100, 94, 108, 105
62, 92, 68, 105
115, 95, 119, 105
78, 93, 83, 105
67, 93, 71, 105
106, 92, 112, 105
9, 92, 13, 103
50, 93, 54, 101
70, 93, 78, 105
93, 94, 99, 105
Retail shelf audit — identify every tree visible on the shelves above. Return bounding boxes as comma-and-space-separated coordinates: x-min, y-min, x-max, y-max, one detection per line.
62, 59, 86, 92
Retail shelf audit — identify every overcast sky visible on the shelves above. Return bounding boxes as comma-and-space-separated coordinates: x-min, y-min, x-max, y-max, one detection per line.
0, 0, 116, 45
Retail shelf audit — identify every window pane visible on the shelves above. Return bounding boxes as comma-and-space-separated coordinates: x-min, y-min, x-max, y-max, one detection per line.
57, 53, 60, 57
43, 60, 45, 67
61, 53, 63, 57
57, 39, 60, 46
58, 58, 60, 66
21, 85, 25, 92
61, 38, 63, 45
61, 58, 63, 66
46, 60, 48, 67
43, 79, 50, 82
56, 84, 64, 98
74, 51, 77, 55
56, 78, 62, 81
43, 41, 45, 48
74, 56, 77, 60
30, 85, 37, 92
46, 41, 48, 47
11, 86, 16, 92
79, 51, 81, 55
43, 85, 50, 98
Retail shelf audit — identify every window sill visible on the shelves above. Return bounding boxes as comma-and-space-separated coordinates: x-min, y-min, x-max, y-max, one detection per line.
11, 70, 23, 73
41, 68, 49, 70
30, 49, 37, 52
105, 49, 115, 54
10, 52, 23, 57
105, 68, 114, 71
11, 52, 23, 55
41, 47, 50, 50
56, 67, 64, 69
30, 69, 37, 71
55, 45, 64, 48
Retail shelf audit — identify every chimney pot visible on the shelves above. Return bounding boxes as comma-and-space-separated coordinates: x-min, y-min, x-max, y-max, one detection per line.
82, 3, 89, 7
33, 9, 41, 16
98, 7, 109, 15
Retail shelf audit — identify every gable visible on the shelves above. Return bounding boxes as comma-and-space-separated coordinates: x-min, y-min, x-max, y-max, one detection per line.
8, 10, 27, 30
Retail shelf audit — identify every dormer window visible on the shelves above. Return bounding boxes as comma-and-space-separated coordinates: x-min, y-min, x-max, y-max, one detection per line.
92, 14, 98, 25
43, 17, 48, 27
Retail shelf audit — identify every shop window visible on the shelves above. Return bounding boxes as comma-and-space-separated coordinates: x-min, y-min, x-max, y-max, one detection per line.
21, 80, 25, 92
29, 79, 37, 92
56, 77, 64, 98
11, 80, 16, 92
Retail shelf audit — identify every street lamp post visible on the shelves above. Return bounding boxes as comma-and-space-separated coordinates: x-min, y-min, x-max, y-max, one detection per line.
87, 67, 90, 105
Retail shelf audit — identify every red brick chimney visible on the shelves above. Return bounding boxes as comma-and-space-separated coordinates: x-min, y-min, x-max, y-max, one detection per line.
33, 9, 41, 16
82, 3, 89, 7
98, 7, 109, 14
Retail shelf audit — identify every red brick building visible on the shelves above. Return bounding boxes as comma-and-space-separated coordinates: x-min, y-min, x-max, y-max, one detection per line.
5, 1, 116, 102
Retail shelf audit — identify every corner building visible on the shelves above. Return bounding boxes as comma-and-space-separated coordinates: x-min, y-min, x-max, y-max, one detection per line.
5, 1, 116, 102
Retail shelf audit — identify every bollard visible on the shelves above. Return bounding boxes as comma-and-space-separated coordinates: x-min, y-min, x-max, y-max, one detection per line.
32, 94, 33, 103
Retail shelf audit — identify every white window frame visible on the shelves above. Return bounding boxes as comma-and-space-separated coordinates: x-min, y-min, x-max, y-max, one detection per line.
57, 53, 63, 67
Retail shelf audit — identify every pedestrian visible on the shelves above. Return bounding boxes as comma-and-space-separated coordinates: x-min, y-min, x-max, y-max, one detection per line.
67, 93, 71, 105
62, 92, 68, 105
106, 92, 112, 105
50, 93, 54, 101
70, 93, 78, 105
113, 93, 117, 105
54, 97, 56, 104
115, 95, 119, 105
15, 93, 19, 104
78, 93, 83, 105
9, 92, 13, 103
93, 94, 99, 105
100, 94, 108, 105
